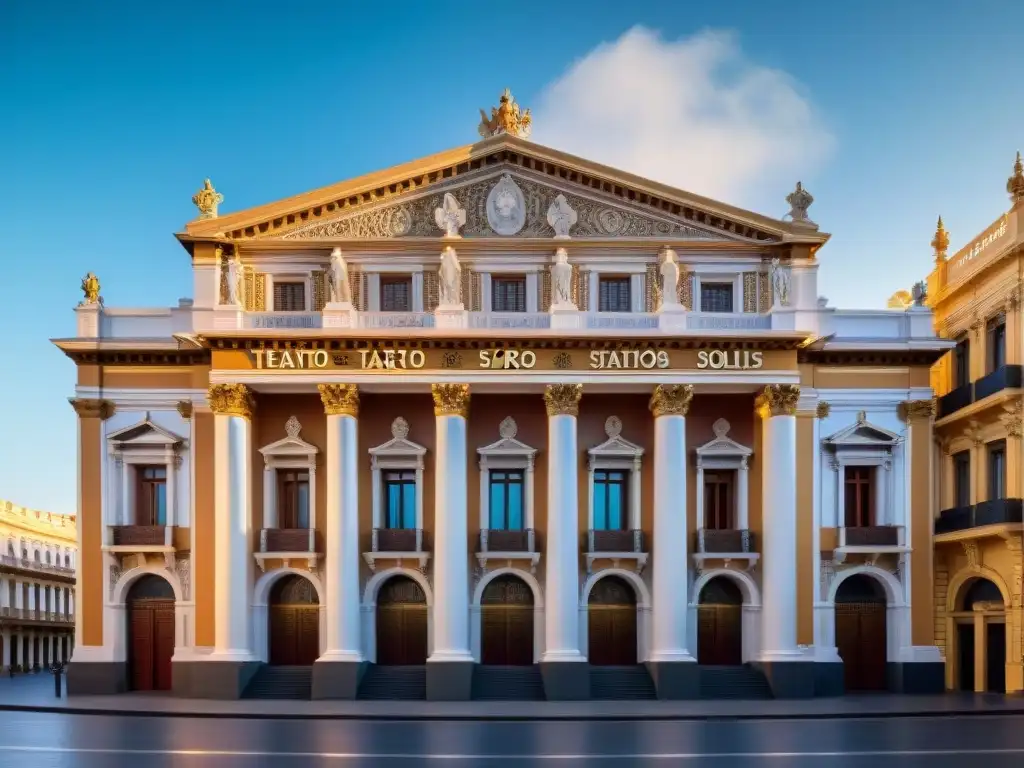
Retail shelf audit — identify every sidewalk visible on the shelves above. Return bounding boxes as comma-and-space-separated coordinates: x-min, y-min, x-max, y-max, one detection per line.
0, 674, 1021, 721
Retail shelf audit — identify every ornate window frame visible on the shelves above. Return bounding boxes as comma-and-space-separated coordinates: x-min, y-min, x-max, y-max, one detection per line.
586, 416, 646, 570
365, 418, 428, 569
476, 417, 540, 568
256, 416, 319, 568
693, 418, 758, 566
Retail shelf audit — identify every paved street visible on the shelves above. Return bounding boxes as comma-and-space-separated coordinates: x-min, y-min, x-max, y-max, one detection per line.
0, 709, 1022, 766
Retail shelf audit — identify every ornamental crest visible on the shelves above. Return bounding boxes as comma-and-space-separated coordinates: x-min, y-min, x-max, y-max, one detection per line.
478, 89, 532, 139
485, 174, 526, 236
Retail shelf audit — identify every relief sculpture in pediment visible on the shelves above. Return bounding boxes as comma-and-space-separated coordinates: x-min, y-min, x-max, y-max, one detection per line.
281, 172, 729, 241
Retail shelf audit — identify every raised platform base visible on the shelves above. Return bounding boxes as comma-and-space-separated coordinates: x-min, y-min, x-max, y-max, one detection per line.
540, 661, 590, 700
426, 660, 474, 701
645, 660, 700, 699
813, 662, 845, 697
888, 662, 945, 694
66, 661, 126, 695
172, 660, 261, 699
312, 660, 367, 700
751, 660, 815, 699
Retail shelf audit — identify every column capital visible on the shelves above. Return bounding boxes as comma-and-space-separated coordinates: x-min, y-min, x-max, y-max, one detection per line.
755, 384, 800, 418
815, 401, 831, 419
543, 383, 582, 417
208, 383, 255, 419
318, 383, 359, 417
432, 383, 470, 417
649, 384, 693, 417
898, 398, 936, 423
68, 398, 115, 420
176, 400, 194, 420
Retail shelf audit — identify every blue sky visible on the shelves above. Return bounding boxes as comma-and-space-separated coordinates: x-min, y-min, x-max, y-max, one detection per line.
2, 0, 1023, 515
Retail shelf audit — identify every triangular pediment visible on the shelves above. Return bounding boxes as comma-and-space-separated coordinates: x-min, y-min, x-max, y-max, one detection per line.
478, 417, 537, 458
370, 417, 426, 458
696, 419, 752, 458
108, 418, 184, 447
185, 135, 826, 246
824, 414, 900, 447
589, 416, 643, 458
260, 416, 318, 458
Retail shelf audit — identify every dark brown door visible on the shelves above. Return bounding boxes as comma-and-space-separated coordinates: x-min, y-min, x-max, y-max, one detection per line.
268, 575, 320, 666
376, 577, 428, 665
696, 577, 744, 666
587, 576, 637, 666
834, 574, 887, 691
481, 576, 534, 665
126, 575, 175, 692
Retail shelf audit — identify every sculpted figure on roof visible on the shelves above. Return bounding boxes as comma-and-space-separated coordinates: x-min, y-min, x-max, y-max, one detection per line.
478, 89, 532, 140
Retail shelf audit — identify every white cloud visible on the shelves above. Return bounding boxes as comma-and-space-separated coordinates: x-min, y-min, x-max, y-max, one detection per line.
532, 27, 833, 209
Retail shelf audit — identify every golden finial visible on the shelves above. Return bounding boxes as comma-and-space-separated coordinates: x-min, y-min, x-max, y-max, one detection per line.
192, 178, 224, 219
79, 272, 101, 305
1007, 151, 1024, 206
477, 88, 532, 140
887, 290, 912, 309
931, 215, 949, 259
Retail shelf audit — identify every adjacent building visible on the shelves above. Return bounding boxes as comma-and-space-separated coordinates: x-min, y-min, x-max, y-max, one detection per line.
58, 91, 951, 701
0, 499, 77, 671
923, 152, 1024, 694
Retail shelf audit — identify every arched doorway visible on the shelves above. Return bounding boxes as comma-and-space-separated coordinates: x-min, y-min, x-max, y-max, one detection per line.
588, 576, 637, 666
956, 577, 1005, 693
481, 575, 534, 665
835, 574, 887, 691
268, 575, 320, 666
697, 577, 743, 666
376, 576, 428, 665
126, 575, 175, 691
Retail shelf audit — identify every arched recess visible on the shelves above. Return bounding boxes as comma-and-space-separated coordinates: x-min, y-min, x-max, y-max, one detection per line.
697, 577, 743, 665
108, 565, 186, 672
580, 567, 650, 664
375, 575, 429, 665
252, 567, 326, 664
125, 574, 175, 691
586, 574, 639, 666
479, 574, 536, 665
268, 574, 320, 666
834, 573, 888, 691
471, 567, 544, 664
947, 573, 1008, 694
689, 567, 762, 663
362, 567, 434, 664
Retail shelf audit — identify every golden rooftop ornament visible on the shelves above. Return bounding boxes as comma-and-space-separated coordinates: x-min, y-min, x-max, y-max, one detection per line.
478, 89, 532, 140
80, 272, 101, 305
931, 215, 949, 259
192, 178, 224, 219
1007, 151, 1024, 205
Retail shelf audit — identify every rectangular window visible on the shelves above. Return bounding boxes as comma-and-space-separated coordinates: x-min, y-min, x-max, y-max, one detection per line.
843, 466, 874, 528
492, 277, 526, 312
953, 450, 971, 508
278, 470, 310, 529
488, 470, 525, 530
700, 282, 734, 313
953, 335, 970, 388
598, 277, 631, 312
383, 470, 416, 529
703, 471, 734, 530
136, 466, 167, 526
381, 276, 412, 312
987, 314, 1006, 373
273, 281, 306, 311
988, 440, 1006, 501
593, 470, 629, 531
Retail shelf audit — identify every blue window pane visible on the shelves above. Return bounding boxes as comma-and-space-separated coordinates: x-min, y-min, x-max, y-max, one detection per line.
594, 483, 607, 530
609, 486, 622, 530
297, 484, 310, 529
490, 482, 505, 529
508, 482, 523, 530
154, 485, 167, 526
387, 486, 401, 529
402, 487, 416, 529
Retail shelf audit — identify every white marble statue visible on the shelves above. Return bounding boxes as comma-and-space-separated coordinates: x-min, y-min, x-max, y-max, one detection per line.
439, 246, 462, 307
770, 257, 791, 307
327, 247, 352, 305
226, 252, 245, 306
547, 194, 578, 239
434, 193, 466, 238
659, 248, 681, 309
550, 247, 574, 308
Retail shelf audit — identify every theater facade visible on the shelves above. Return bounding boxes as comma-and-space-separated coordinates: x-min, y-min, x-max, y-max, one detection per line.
58, 92, 951, 700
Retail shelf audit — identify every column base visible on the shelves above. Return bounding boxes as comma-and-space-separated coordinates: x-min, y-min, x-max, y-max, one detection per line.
886, 661, 945, 694
645, 660, 699, 699
66, 661, 126, 695
750, 660, 815, 698
539, 660, 590, 700
312, 659, 367, 699
171, 659, 261, 699
426, 660, 474, 701
812, 662, 845, 697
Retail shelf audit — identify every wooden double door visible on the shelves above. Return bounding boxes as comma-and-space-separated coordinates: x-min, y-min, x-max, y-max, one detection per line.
481, 576, 534, 665
588, 576, 637, 666
835, 603, 887, 690
376, 576, 428, 665
126, 576, 175, 691
697, 577, 743, 666
269, 575, 320, 666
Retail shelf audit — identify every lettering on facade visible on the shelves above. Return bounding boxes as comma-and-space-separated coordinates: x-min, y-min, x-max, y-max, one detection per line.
588, 350, 670, 370
949, 215, 1010, 276
696, 350, 763, 370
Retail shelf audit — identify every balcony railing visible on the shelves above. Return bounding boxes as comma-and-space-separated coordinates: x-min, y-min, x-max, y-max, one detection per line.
110, 525, 170, 547
587, 529, 644, 553
840, 525, 900, 547
974, 364, 1024, 402
372, 528, 427, 553
260, 528, 318, 553
938, 383, 973, 418
0, 607, 73, 624
479, 529, 535, 553
0, 555, 74, 578
935, 499, 1024, 534
696, 528, 754, 554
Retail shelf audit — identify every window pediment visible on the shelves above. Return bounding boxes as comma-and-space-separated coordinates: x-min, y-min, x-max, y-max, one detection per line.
260, 416, 318, 464
695, 419, 751, 467
825, 412, 900, 451
370, 417, 426, 469
479, 417, 537, 467
588, 416, 643, 464
108, 417, 185, 450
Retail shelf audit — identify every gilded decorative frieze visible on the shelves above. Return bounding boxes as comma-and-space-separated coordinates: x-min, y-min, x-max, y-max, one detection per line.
1001, 401, 1023, 438
471, 271, 482, 312
540, 269, 552, 312
645, 263, 659, 313
69, 398, 115, 420
432, 383, 470, 417
757, 268, 772, 312
312, 270, 327, 311
578, 268, 590, 311
176, 400, 194, 419
544, 384, 583, 417
743, 272, 757, 313
678, 267, 692, 309
424, 271, 439, 311
208, 384, 255, 419
898, 399, 936, 423
815, 401, 831, 419
649, 384, 694, 417
756, 384, 801, 417
318, 384, 359, 417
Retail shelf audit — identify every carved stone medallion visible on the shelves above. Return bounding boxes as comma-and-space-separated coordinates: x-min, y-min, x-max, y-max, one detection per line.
485, 174, 526, 235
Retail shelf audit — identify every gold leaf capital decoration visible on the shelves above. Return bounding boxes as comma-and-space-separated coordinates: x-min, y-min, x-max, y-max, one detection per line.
816, 401, 831, 419
649, 384, 694, 418
319, 384, 359, 417
899, 399, 936, 423
192, 178, 224, 219
756, 384, 801, 418
543, 384, 583, 417
208, 384, 255, 419
176, 400, 194, 419
432, 383, 470, 417
69, 398, 115, 420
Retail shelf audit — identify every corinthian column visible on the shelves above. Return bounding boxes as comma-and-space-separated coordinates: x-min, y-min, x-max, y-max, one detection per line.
541, 384, 588, 699
427, 383, 473, 700
313, 384, 363, 699
209, 384, 256, 670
